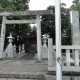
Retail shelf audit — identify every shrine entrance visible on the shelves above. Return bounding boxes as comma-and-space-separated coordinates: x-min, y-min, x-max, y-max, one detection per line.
0, 10, 53, 61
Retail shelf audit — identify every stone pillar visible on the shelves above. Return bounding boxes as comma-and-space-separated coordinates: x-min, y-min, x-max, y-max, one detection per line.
13, 44, 16, 57
75, 49, 79, 66
48, 38, 53, 67
0, 16, 6, 59
19, 45, 21, 54
36, 15, 42, 61
70, 10, 80, 45
21, 44, 25, 53
70, 10, 80, 59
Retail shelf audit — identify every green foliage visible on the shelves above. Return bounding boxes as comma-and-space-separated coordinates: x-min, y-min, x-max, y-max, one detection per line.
71, 3, 80, 10
71, 0, 80, 10
0, 0, 72, 52
0, 0, 28, 11
73, 0, 79, 5
0, 0, 31, 52
41, 5, 71, 45
61, 9, 71, 45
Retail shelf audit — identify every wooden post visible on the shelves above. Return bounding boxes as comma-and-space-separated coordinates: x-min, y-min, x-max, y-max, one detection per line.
36, 15, 42, 61
0, 16, 6, 59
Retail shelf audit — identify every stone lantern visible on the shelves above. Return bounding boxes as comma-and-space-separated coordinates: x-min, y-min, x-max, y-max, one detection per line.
42, 34, 49, 47
42, 34, 49, 58
7, 33, 13, 43
4, 33, 14, 58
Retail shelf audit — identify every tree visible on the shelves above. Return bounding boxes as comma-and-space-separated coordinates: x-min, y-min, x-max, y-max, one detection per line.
0, 0, 31, 52
71, 2, 80, 10
41, 4, 71, 45
0, 0, 29, 11
72, 0, 79, 5
71, 0, 80, 10
61, 4, 71, 45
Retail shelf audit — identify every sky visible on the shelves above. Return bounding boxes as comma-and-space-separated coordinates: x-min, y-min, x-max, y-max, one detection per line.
29, 0, 73, 10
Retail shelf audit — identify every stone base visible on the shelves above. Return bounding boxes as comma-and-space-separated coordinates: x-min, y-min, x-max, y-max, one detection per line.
0, 72, 45, 80
34, 53, 37, 59
42, 47, 48, 58
21, 50, 25, 54
3, 52, 14, 58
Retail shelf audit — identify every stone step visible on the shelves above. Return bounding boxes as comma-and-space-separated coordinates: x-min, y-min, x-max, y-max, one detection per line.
0, 73, 45, 80
0, 78, 37, 80
45, 75, 80, 80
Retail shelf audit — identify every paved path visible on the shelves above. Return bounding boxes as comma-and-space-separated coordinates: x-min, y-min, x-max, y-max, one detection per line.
0, 53, 47, 72
0, 53, 55, 80
0, 58, 47, 79
0, 53, 74, 80
20, 53, 35, 60
0, 59, 48, 73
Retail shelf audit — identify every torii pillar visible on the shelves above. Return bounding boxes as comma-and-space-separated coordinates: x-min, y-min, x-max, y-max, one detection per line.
0, 12, 12, 59
36, 15, 42, 61
0, 16, 6, 59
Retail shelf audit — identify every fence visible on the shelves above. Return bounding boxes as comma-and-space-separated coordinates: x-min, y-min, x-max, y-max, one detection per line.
48, 38, 80, 72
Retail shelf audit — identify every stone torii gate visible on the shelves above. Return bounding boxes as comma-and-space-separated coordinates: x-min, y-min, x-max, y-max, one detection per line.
0, 10, 53, 61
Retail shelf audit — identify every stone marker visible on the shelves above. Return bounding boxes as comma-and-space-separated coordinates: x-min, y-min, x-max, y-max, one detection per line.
70, 10, 80, 59
13, 44, 16, 57
19, 45, 21, 54
70, 10, 80, 45
21, 44, 25, 53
